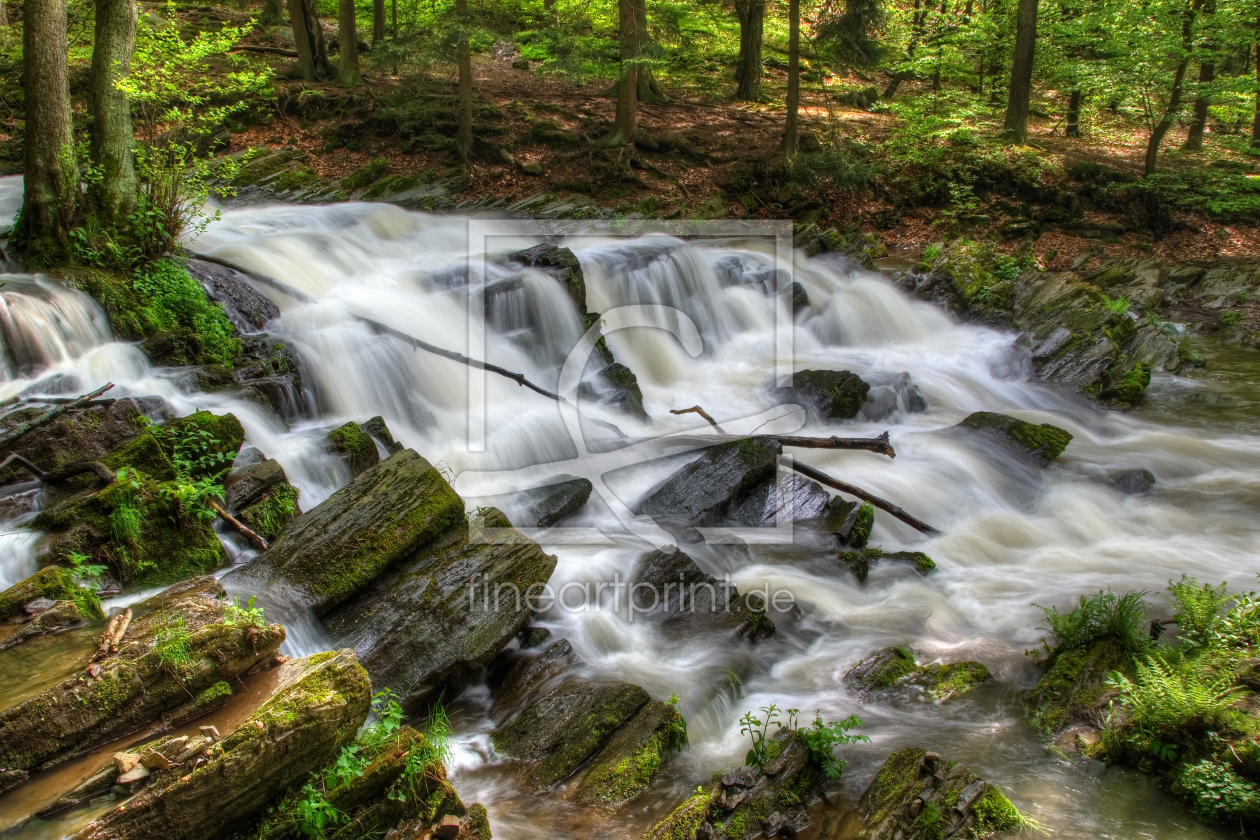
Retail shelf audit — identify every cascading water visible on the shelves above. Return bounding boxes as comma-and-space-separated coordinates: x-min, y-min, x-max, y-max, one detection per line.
0, 173, 1255, 839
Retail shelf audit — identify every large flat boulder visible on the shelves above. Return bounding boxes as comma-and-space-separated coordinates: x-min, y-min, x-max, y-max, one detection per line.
0, 577, 284, 772
223, 449, 465, 616
576, 698, 685, 807
74, 649, 371, 840
638, 439, 781, 528
323, 508, 556, 712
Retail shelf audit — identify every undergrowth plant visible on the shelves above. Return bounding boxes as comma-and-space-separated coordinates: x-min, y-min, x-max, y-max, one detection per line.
794, 710, 868, 780
222, 595, 266, 628
153, 615, 195, 677
1033, 589, 1150, 660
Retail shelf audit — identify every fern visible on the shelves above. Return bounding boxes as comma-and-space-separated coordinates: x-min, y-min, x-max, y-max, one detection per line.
1109, 657, 1246, 739
1208, 592, 1260, 653
1168, 577, 1233, 651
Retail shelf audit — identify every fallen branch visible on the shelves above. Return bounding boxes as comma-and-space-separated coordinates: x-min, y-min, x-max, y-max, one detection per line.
0, 452, 115, 485
670, 405, 725, 433
788, 460, 940, 536
230, 45, 300, 57
93, 607, 131, 661
209, 499, 269, 551
0, 383, 114, 450
110, 608, 131, 653
669, 405, 895, 458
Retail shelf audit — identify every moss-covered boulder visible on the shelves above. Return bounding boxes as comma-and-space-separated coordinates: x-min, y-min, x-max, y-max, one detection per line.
74, 649, 371, 840
224, 459, 302, 543
0, 599, 85, 650
845, 647, 990, 703
838, 548, 936, 582
638, 438, 780, 528
576, 698, 686, 807
1027, 637, 1125, 737
223, 449, 465, 617
775, 369, 871, 422
323, 508, 556, 712
492, 679, 650, 789
854, 748, 1024, 840
225, 459, 288, 512
0, 566, 102, 621
956, 411, 1072, 467
0, 397, 161, 487
631, 545, 776, 642
327, 420, 381, 477
822, 497, 875, 548
0, 577, 285, 772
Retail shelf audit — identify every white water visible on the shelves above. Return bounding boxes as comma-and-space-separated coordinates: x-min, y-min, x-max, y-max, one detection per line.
0, 175, 1254, 838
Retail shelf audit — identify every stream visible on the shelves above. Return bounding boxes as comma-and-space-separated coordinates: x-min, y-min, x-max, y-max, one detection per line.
0, 176, 1257, 838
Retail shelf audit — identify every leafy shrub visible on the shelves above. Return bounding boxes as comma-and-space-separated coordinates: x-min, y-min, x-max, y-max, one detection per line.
1107, 658, 1244, 741
1168, 577, 1232, 651
1174, 759, 1260, 823
795, 711, 867, 780
1037, 589, 1150, 658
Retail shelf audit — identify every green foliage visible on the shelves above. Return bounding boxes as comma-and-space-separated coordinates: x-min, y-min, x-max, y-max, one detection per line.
153, 615, 195, 676
1221, 311, 1244, 328
340, 157, 391, 191
1168, 577, 1232, 652
132, 259, 241, 364
1107, 658, 1244, 742
795, 711, 868, 780
740, 704, 781, 768
1103, 295, 1132, 315
1174, 759, 1260, 824
66, 550, 108, 591
1036, 589, 1151, 659
664, 692, 689, 752
223, 595, 266, 629
109, 467, 145, 547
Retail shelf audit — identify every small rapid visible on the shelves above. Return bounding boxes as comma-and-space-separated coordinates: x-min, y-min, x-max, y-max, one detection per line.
0, 176, 1255, 838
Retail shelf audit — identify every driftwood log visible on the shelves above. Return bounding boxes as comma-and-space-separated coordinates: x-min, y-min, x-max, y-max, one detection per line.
0, 383, 114, 450
788, 460, 940, 536
209, 500, 269, 551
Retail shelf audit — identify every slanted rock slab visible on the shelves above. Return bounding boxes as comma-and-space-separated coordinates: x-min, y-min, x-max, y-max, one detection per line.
956, 411, 1072, 467
638, 438, 780, 528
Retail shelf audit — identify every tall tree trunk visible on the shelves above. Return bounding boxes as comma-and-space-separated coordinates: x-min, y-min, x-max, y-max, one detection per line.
1001, 0, 1038, 143
783, 0, 800, 159
606, 0, 638, 145
1252, 33, 1260, 148
634, 0, 667, 103
88, 0, 138, 229
289, 0, 332, 81
17, 0, 77, 262
1145, 0, 1202, 175
734, 0, 765, 101
883, 0, 926, 99
455, 0, 471, 160
260, 0, 284, 25
1066, 89, 1081, 137
372, 0, 384, 42
392, 0, 397, 37
338, 0, 362, 85
1184, 0, 1215, 150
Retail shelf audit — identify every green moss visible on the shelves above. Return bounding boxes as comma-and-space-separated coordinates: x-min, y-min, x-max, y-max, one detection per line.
101, 433, 178, 481
865, 747, 928, 827
916, 801, 947, 840
919, 661, 991, 703
270, 166, 320, 192
839, 547, 880, 581
1106, 361, 1151, 404
362, 173, 420, 199
971, 787, 1024, 836
1009, 422, 1073, 463
845, 503, 875, 548
581, 728, 667, 804
327, 421, 378, 475
0, 566, 104, 621
1029, 637, 1126, 735
239, 483, 300, 542
340, 157, 390, 191
196, 681, 233, 706
739, 609, 776, 642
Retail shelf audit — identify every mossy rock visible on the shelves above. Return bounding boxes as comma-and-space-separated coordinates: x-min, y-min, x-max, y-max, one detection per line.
642, 787, 719, 840
839, 548, 936, 582
326, 420, 380, 477
223, 449, 465, 617
0, 566, 103, 622
1100, 360, 1151, 407
776, 369, 871, 422
0, 397, 156, 487
845, 646, 989, 703
855, 748, 1024, 839
845, 646, 920, 693
956, 411, 1072, 467
1028, 637, 1127, 736
909, 661, 991, 703
576, 699, 683, 807
238, 482, 301, 543
74, 649, 369, 840
340, 157, 391, 192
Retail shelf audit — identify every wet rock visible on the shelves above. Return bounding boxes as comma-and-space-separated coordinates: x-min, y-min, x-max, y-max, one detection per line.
361, 415, 404, 455
0, 577, 285, 772
576, 698, 686, 807
492, 680, 649, 789
822, 497, 874, 548
323, 508, 556, 712
955, 411, 1072, 467
22, 596, 56, 615
223, 449, 465, 617
859, 372, 928, 421
638, 438, 780, 528
74, 649, 371, 840
632, 545, 776, 642
327, 420, 381, 477
0, 767, 27, 793
0, 599, 84, 650
0, 566, 102, 622
1028, 638, 1125, 737
775, 369, 871, 423
787, 281, 810, 315
533, 477, 593, 528
838, 548, 936, 582
1113, 468, 1156, 495
224, 458, 289, 512
237, 481, 303, 543
578, 312, 649, 422
717, 472, 831, 528
853, 748, 1024, 840
844, 646, 989, 703
489, 638, 580, 714
513, 243, 587, 313
187, 259, 281, 332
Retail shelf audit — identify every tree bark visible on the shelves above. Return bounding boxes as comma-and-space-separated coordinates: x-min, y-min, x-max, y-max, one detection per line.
455, 0, 471, 160
17, 0, 77, 262
783, 0, 800, 159
606, 0, 638, 145
1145, 0, 1202, 175
734, 0, 765, 101
634, 0, 667, 103
288, 0, 332, 81
1066, 89, 1081, 137
1254, 33, 1260, 149
883, 0, 926, 99
1184, 0, 1215, 151
372, 0, 385, 43
260, 0, 284, 25
1001, 0, 1038, 143
337, 0, 362, 85
88, 0, 138, 229
391, 0, 397, 37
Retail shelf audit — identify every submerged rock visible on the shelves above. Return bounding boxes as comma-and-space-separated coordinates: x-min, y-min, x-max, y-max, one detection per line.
74, 649, 371, 840
223, 449, 465, 617
838, 548, 936, 582
1113, 468, 1156, 495
632, 546, 776, 642
854, 748, 1024, 840
532, 477, 593, 528
775, 369, 871, 423
0, 577, 284, 772
323, 508, 556, 712
955, 411, 1072, 467
844, 646, 990, 703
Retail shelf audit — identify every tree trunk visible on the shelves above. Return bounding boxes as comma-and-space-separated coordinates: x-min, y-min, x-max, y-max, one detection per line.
1252, 34, 1260, 149
88, 0, 138, 229
288, 0, 332, 81
883, 0, 926, 99
606, 0, 638, 145
17, 0, 77, 263
260, 0, 284, 25
372, 0, 384, 43
634, 0, 667, 103
1001, 0, 1038, 143
782, 0, 800, 159
1184, 0, 1215, 151
1066, 89, 1081, 137
734, 0, 765, 101
1145, 0, 1202, 175
455, 0, 471, 160
391, 0, 397, 37
338, 0, 362, 85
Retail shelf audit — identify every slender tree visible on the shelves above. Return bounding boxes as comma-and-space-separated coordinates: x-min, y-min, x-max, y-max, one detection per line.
288, 0, 333, 81
1144, 0, 1204, 175
455, 0, 472, 160
261, 0, 284, 25
1184, 0, 1216, 150
17, 0, 77, 261
634, 0, 667, 102
1066, 89, 1082, 137
734, 0, 766, 101
1002, 0, 1039, 143
373, 0, 385, 43
338, 0, 363, 85
783, 0, 801, 159
1254, 26, 1260, 148
88, 0, 139, 228
606, 0, 639, 144
883, 0, 929, 99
